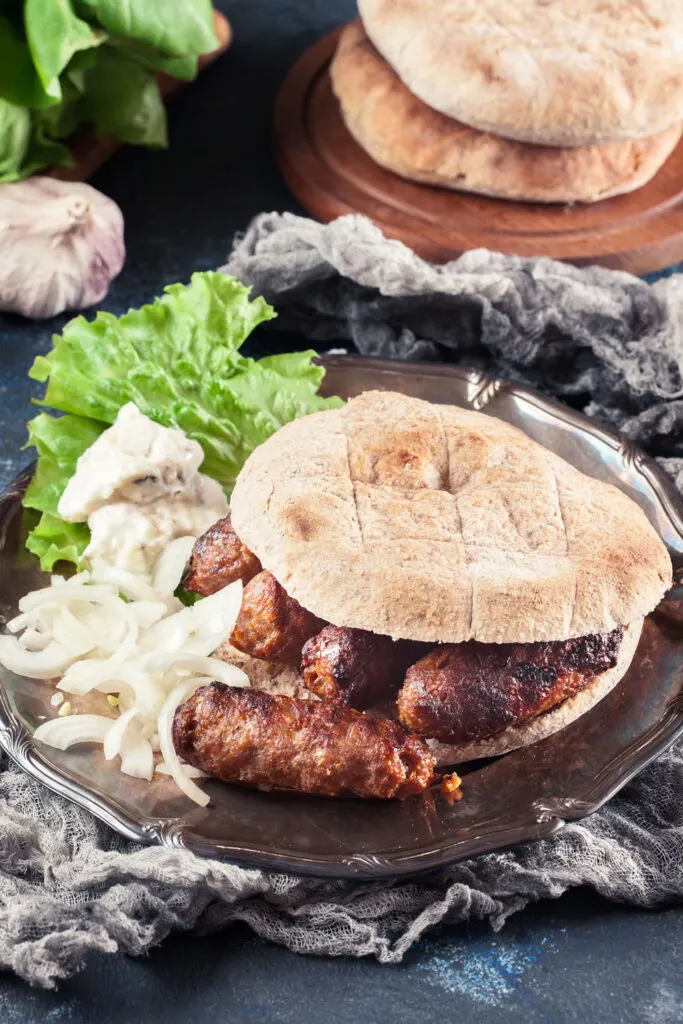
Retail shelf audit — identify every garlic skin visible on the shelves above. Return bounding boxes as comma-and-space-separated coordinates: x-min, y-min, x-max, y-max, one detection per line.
0, 176, 125, 319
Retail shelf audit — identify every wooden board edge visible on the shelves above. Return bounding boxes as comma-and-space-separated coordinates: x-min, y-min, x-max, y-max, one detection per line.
273, 24, 683, 274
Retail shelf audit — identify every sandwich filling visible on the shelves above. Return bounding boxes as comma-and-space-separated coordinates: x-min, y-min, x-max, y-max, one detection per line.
183, 515, 624, 745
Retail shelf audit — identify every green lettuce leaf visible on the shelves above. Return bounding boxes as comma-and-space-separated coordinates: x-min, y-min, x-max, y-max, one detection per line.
26, 272, 343, 571
32, 49, 101, 144
23, 412, 105, 570
73, 0, 217, 57
0, 0, 218, 181
0, 98, 75, 181
25, 511, 90, 570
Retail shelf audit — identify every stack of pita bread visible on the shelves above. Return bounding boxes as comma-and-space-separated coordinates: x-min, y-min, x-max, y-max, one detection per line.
330, 1, 683, 203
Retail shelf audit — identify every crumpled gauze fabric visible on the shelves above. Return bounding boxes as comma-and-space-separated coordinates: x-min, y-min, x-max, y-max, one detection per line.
1, 212, 682, 989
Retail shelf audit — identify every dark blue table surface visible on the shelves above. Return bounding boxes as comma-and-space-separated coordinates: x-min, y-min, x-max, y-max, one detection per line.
1, 2, 682, 1020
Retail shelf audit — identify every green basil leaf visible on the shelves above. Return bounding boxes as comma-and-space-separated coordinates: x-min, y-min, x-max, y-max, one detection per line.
81, 46, 167, 147
0, 96, 31, 181
73, 0, 217, 57
0, 15, 50, 108
24, 0, 105, 104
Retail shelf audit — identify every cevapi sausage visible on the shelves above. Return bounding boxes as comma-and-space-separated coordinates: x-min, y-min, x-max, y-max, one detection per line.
230, 570, 326, 665
183, 514, 261, 596
173, 683, 437, 799
397, 628, 624, 744
301, 625, 428, 710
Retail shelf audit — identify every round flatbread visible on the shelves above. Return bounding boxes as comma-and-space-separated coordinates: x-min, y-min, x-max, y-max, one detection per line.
357, 0, 683, 146
230, 391, 671, 645
330, 21, 682, 203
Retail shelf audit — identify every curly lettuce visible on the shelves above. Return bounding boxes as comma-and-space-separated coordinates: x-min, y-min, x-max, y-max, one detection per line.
25, 271, 343, 571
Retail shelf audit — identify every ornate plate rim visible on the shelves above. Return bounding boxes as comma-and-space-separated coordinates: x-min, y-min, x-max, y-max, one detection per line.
0, 356, 682, 879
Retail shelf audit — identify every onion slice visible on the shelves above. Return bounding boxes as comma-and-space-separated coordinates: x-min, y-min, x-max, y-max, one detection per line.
33, 714, 113, 750
0, 636, 74, 679
152, 536, 196, 596
140, 581, 243, 657
156, 760, 207, 779
1, 564, 249, 805
120, 736, 154, 781
103, 707, 139, 761
145, 653, 249, 688
157, 681, 210, 807
88, 567, 161, 603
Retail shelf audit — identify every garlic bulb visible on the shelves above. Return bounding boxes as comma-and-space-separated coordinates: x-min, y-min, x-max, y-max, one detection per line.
0, 176, 125, 319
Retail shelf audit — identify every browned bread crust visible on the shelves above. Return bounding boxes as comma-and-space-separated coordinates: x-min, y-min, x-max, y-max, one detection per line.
357, 0, 683, 147
331, 21, 682, 203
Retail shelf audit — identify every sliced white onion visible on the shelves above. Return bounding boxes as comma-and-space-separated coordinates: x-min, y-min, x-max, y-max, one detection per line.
19, 629, 50, 652
128, 601, 168, 630
18, 584, 116, 612
14, 588, 134, 666
145, 653, 249, 688
7, 609, 38, 634
88, 566, 160, 603
139, 581, 243, 657
0, 636, 74, 679
3, 555, 250, 805
58, 661, 163, 719
120, 736, 154, 781
156, 760, 207, 779
108, 602, 140, 663
152, 536, 196, 596
33, 713, 113, 750
51, 606, 99, 658
188, 581, 243, 648
157, 680, 210, 807
103, 707, 140, 761
52, 571, 91, 587
80, 605, 128, 653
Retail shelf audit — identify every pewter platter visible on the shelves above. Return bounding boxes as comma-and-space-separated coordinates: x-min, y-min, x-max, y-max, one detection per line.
0, 356, 682, 879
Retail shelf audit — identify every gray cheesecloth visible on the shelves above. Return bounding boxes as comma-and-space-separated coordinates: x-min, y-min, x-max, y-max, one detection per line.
1, 212, 682, 988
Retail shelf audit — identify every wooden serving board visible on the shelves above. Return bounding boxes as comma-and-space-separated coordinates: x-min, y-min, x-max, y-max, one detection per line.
50, 9, 231, 183
274, 26, 683, 274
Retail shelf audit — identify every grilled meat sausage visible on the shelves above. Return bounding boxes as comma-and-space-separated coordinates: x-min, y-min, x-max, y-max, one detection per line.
398, 628, 624, 744
173, 683, 437, 799
183, 514, 262, 596
230, 570, 325, 665
301, 625, 428, 710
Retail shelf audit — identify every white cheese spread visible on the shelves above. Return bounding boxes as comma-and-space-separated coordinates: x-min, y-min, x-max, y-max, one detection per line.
58, 403, 228, 578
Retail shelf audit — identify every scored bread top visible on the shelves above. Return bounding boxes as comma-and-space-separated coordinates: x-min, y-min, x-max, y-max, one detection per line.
357, 0, 683, 147
230, 391, 672, 644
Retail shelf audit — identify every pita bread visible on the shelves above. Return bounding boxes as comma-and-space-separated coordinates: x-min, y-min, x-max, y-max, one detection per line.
216, 643, 312, 699
230, 391, 671, 644
357, 0, 683, 147
427, 618, 642, 762
330, 22, 682, 203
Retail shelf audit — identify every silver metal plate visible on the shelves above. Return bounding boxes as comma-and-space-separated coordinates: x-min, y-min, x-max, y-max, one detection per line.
0, 357, 681, 878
